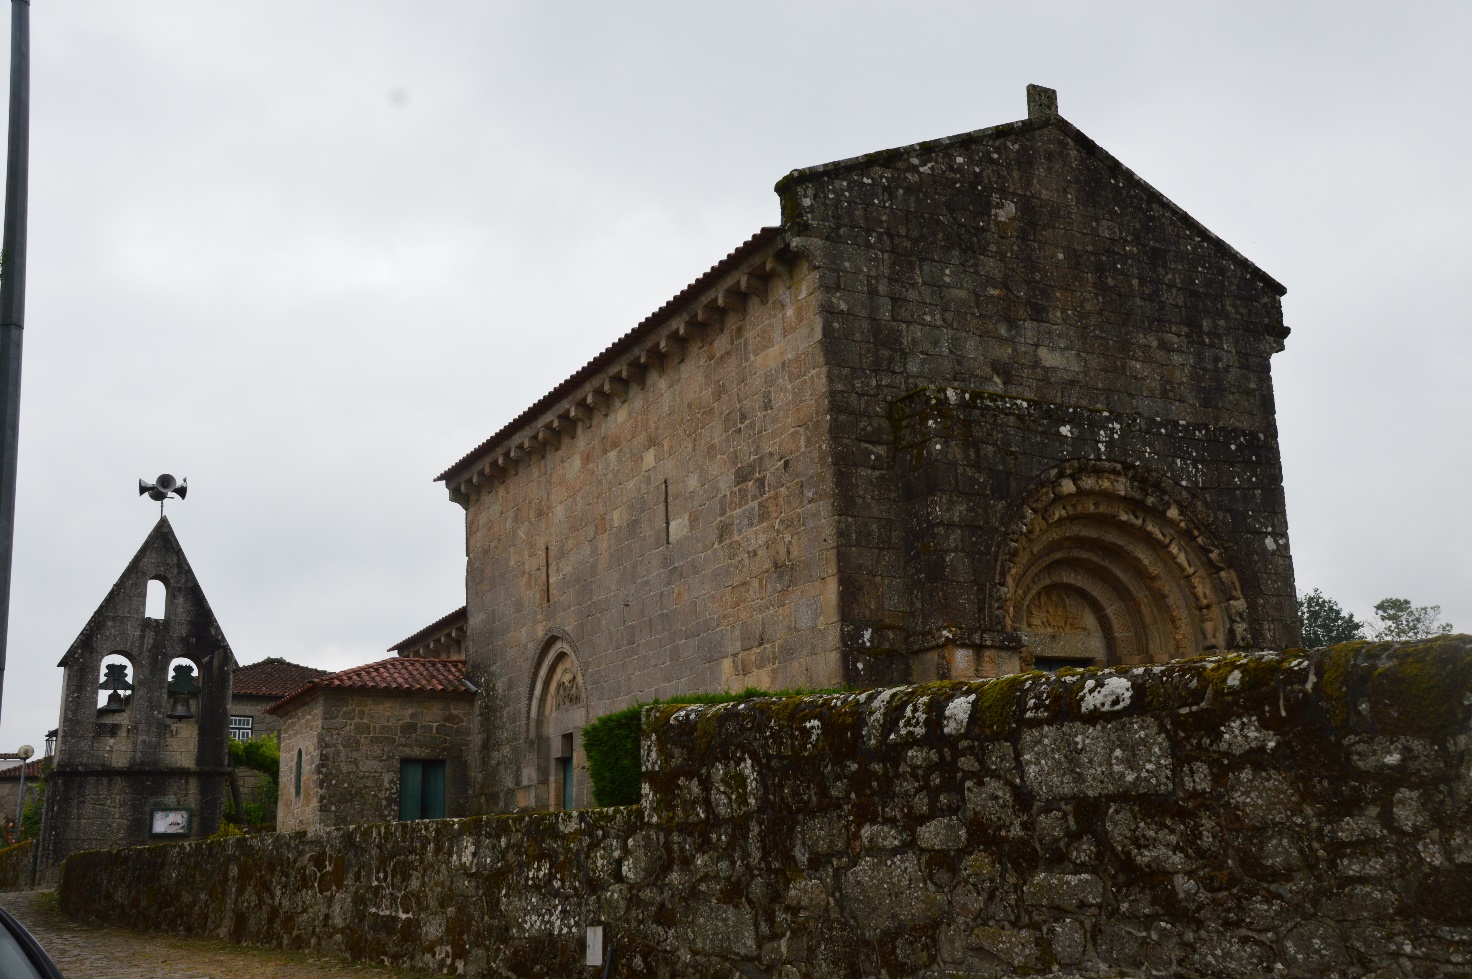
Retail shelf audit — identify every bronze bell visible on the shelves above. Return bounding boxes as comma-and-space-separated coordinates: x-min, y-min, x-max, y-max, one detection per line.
166, 662, 198, 720
98, 662, 133, 714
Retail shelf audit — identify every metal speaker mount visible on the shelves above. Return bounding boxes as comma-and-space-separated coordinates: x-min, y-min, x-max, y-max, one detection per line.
139, 473, 188, 511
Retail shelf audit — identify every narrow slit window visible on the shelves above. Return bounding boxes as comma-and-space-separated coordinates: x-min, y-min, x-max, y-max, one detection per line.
664, 479, 670, 545
294, 748, 303, 798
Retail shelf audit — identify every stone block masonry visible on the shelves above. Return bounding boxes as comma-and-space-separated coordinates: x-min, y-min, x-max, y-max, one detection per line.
0, 840, 31, 891
59, 637, 1472, 978
277, 688, 472, 832
445, 91, 1304, 816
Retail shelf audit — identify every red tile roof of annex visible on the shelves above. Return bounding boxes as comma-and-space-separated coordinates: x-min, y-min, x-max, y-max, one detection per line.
267, 656, 473, 715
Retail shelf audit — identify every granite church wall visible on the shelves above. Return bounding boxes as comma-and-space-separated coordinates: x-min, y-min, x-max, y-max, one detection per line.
460, 249, 843, 812
888, 386, 1298, 667
60, 638, 1472, 978
778, 108, 1298, 672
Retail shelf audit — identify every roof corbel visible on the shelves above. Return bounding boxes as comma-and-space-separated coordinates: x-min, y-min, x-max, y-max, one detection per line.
716, 286, 746, 312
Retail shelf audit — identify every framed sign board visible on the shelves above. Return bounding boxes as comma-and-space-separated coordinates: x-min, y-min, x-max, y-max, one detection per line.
150, 808, 191, 836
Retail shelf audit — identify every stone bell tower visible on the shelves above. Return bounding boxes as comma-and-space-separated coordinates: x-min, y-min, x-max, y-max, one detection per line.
36, 516, 235, 880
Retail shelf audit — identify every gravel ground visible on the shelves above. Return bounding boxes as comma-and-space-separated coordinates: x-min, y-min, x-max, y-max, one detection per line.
0, 889, 436, 979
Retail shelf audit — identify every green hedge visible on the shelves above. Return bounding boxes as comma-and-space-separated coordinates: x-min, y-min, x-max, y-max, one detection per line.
583, 687, 842, 806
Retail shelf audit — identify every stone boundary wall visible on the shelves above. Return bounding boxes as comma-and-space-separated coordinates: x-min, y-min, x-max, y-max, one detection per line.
59, 638, 1472, 978
0, 840, 32, 892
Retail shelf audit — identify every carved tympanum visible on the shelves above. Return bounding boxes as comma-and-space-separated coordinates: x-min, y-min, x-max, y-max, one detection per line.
552, 667, 582, 710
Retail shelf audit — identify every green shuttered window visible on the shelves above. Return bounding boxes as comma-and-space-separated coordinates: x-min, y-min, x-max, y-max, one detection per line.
398, 759, 446, 821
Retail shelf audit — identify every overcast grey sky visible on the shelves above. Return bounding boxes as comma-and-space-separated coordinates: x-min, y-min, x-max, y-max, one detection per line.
0, 1, 1466, 748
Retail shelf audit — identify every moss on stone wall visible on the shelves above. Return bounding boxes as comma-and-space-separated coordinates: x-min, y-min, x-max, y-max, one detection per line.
583, 687, 847, 807
59, 638, 1472, 978
0, 840, 31, 892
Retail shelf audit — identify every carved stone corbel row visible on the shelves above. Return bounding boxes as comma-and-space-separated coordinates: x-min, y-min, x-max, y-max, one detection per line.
445, 242, 795, 508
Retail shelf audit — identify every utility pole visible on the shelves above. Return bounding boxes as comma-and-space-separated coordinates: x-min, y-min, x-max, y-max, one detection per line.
0, 0, 31, 727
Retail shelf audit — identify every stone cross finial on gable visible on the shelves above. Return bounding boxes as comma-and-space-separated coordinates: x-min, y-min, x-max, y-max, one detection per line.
1027, 84, 1059, 121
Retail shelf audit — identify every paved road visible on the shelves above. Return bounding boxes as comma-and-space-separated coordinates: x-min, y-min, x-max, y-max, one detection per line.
0, 889, 434, 979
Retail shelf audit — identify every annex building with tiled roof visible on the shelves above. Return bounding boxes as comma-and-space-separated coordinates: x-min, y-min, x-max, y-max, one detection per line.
269, 655, 474, 831
425, 85, 1300, 815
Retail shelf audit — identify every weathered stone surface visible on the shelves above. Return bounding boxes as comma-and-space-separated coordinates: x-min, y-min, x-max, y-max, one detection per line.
842, 853, 945, 934
1019, 716, 1174, 799
1023, 872, 1105, 911
0, 841, 30, 892
1045, 917, 1086, 965
915, 815, 966, 850
1105, 803, 1221, 873
966, 924, 1041, 968
277, 689, 472, 831
58, 640, 1472, 978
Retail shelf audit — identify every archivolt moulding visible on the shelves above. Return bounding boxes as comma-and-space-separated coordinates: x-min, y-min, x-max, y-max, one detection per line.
991, 460, 1249, 664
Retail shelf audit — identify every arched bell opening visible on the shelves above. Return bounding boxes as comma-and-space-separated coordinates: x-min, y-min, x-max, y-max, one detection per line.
996, 464, 1247, 670
165, 656, 201, 721
96, 652, 136, 713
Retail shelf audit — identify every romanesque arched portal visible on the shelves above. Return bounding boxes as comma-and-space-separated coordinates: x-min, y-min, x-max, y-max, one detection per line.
994, 462, 1249, 669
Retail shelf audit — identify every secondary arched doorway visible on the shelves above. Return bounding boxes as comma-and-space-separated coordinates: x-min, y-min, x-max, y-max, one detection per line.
525, 633, 587, 811
994, 462, 1249, 670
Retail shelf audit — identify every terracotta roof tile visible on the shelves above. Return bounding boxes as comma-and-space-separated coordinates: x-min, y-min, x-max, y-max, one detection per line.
267, 657, 472, 715
233, 658, 331, 698
0, 758, 46, 779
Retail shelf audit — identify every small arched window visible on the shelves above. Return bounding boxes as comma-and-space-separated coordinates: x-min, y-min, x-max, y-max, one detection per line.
294, 748, 303, 798
145, 578, 167, 620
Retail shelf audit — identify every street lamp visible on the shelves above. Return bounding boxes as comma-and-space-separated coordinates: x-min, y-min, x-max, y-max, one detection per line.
13, 742, 30, 827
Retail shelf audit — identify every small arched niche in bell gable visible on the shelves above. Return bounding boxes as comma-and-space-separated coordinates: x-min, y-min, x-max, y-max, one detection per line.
145, 576, 168, 620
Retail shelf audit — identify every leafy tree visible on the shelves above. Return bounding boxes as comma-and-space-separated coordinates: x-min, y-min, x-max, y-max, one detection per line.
1369, 597, 1454, 642
227, 734, 280, 825
19, 774, 44, 841
1297, 589, 1365, 647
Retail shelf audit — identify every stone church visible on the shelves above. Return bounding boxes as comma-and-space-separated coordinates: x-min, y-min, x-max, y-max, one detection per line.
428, 86, 1300, 814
